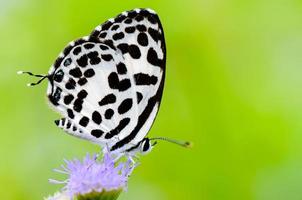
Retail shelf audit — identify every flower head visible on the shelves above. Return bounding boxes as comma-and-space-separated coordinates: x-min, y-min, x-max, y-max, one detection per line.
50, 153, 134, 199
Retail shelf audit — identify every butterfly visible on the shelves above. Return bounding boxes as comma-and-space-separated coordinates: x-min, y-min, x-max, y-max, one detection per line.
19, 8, 190, 158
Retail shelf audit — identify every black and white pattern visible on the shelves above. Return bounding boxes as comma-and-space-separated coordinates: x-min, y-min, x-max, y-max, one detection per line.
47, 8, 166, 155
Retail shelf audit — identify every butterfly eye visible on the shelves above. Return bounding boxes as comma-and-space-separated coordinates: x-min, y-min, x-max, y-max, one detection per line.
54, 69, 64, 82
141, 138, 151, 153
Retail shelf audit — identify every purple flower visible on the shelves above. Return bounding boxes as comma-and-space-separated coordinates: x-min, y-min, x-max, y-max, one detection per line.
49, 153, 134, 199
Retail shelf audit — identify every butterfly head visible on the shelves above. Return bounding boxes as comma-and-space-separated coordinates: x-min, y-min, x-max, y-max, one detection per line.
139, 138, 156, 155
17, 68, 65, 108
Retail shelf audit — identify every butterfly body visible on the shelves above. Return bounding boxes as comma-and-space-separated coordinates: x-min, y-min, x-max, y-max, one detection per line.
46, 8, 166, 155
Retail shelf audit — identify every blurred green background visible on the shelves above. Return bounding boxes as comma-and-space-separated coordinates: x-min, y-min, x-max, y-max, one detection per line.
1, 0, 302, 199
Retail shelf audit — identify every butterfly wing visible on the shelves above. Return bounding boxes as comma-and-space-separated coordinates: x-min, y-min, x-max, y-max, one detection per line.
47, 8, 166, 153
47, 37, 138, 146
91, 8, 166, 151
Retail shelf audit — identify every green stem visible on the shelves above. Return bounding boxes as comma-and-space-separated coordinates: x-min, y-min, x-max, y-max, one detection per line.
77, 189, 122, 200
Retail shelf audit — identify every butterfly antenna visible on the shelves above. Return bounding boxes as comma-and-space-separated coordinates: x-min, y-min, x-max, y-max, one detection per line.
149, 137, 192, 148
17, 70, 48, 87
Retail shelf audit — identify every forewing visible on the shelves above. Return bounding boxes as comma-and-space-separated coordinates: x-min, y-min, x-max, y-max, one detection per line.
90, 8, 166, 151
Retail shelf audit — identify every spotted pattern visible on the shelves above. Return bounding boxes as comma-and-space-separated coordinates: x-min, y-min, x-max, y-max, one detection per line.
64, 94, 74, 105
91, 129, 104, 138
65, 78, 76, 90
77, 55, 88, 67
118, 98, 133, 114
84, 68, 95, 78
69, 67, 82, 78
108, 72, 131, 91
47, 8, 166, 154
134, 73, 158, 85
99, 93, 116, 106
92, 111, 102, 124
105, 109, 114, 119
54, 70, 64, 82
79, 116, 89, 127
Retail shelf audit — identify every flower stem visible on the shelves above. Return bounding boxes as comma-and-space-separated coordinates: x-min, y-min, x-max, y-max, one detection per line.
77, 189, 122, 200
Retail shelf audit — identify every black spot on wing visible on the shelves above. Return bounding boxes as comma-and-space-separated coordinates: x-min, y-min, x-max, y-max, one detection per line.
87, 51, 101, 65
108, 72, 119, 89
77, 54, 88, 67
118, 98, 133, 114
49, 87, 62, 106
117, 62, 127, 74
127, 10, 138, 18
115, 14, 126, 23
117, 43, 129, 54
104, 118, 130, 139
84, 43, 94, 49
69, 67, 82, 78
77, 90, 88, 99
67, 109, 74, 119
66, 121, 72, 129
102, 21, 113, 31
99, 44, 109, 50
136, 92, 143, 103
99, 93, 116, 106
111, 24, 120, 31
92, 111, 102, 125
125, 26, 135, 33
128, 44, 141, 59
148, 28, 159, 42
101, 54, 113, 61
105, 109, 114, 119
65, 78, 76, 90
139, 9, 150, 17
137, 33, 148, 46
108, 72, 131, 91
112, 32, 125, 41
73, 98, 83, 112
91, 129, 104, 138
118, 79, 131, 91
84, 68, 95, 78
63, 58, 72, 67
147, 48, 163, 67
134, 73, 158, 85
99, 32, 107, 38
147, 15, 157, 24
73, 46, 82, 55
135, 15, 144, 22
79, 116, 89, 127
124, 18, 132, 24
64, 94, 74, 105
54, 70, 64, 82
103, 40, 116, 50
78, 77, 87, 86
136, 24, 146, 32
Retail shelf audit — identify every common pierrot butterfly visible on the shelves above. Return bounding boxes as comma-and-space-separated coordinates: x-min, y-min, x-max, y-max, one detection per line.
19, 8, 190, 158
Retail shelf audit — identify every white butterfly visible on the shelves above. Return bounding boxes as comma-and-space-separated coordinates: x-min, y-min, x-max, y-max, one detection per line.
19, 8, 190, 159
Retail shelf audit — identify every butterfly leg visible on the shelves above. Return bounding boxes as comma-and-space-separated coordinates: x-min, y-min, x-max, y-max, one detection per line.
125, 153, 140, 166
113, 154, 124, 163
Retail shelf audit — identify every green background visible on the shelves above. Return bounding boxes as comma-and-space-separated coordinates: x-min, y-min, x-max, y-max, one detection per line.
1, 0, 302, 199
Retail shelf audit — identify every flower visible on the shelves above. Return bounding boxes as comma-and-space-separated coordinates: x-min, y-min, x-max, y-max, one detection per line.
49, 153, 134, 200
